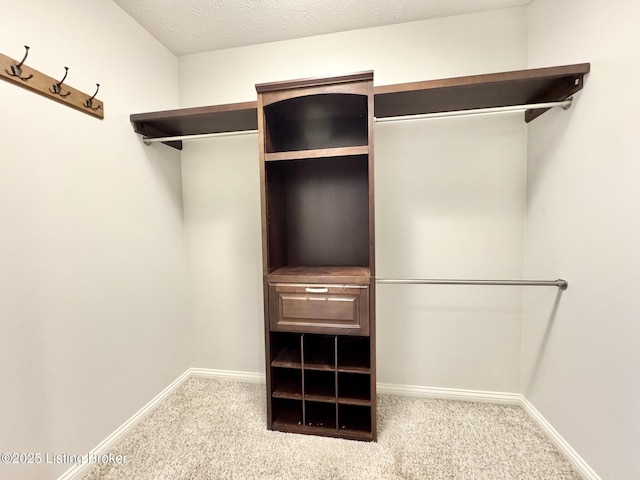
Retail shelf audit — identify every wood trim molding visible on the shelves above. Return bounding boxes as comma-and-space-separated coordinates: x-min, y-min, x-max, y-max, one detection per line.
256, 70, 374, 93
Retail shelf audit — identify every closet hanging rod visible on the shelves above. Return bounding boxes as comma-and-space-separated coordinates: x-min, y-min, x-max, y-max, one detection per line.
143, 129, 258, 145
141, 98, 573, 145
376, 278, 568, 290
375, 98, 572, 123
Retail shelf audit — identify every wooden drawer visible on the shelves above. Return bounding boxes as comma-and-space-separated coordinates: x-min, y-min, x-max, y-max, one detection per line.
269, 284, 369, 335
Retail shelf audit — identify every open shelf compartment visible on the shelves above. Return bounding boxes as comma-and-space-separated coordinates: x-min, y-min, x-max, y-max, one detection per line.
264, 93, 368, 153
265, 155, 370, 271
272, 398, 303, 428
338, 404, 372, 434
305, 401, 337, 430
338, 372, 371, 405
304, 370, 336, 403
338, 336, 371, 372
304, 335, 336, 370
270, 332, 302, 368
272, 368, 302, 400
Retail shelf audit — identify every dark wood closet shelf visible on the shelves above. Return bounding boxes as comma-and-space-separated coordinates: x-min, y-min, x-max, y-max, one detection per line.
264, 146, 369, 162
130, 63, 590, 150
338, 397, 372, 407
271, 348, 302, 369
304, 361, 335, 371
272, 388, 302, 400
374, 63, 590, 123
337, 365, 370, 374
130, 100, 258, 150
268, 266, 371, 284
304, 393, 337, 403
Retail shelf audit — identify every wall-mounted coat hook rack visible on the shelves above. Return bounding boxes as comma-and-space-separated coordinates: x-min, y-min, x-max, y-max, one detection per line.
5, 45, 33, 81
0, 45, 104, 119
51, 66, 70, 97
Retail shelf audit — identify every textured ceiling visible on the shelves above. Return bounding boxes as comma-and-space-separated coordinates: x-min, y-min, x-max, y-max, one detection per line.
113, 0, 531, 56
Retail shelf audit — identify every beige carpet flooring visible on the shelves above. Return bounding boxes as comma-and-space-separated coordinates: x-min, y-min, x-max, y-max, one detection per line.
81, 377, 581, 479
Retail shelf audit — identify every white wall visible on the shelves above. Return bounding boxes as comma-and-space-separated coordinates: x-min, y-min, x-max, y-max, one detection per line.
180, 8, 529, 392
179, 9, 527, 106
0, 1, 187, 479
376, 114, 526, 391
524, 1, 640, 478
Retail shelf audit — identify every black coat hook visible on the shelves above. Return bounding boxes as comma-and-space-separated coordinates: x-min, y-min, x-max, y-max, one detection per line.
50, 66, 71, 97
6, 45, 33, 81
85, 83, 101, 110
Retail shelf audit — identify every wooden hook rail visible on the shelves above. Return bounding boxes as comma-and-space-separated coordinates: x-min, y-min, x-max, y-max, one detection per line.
0, 46, 104, 119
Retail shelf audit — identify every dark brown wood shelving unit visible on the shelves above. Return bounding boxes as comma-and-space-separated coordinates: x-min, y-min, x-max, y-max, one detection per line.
258, 71, 377, 441
130, 63, 590, 150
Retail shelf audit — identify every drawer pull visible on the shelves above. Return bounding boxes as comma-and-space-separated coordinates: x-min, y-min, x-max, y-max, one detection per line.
305, 287, 329, 294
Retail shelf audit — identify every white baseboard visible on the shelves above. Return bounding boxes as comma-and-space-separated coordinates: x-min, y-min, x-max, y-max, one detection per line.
377, 382, 522, 405
56, 369, 193, 480
521, 397, 601, 480
378, 382, 601, 479
189, 367, 265, 383
58, 368, 599, 480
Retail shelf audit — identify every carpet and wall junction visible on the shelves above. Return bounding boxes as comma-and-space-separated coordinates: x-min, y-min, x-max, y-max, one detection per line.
81, 377, 580, 479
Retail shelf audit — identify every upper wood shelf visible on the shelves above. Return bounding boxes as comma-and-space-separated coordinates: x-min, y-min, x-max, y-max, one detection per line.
130, 63, 590, 150
130, 100, 258, 150
374, 63, 590, 123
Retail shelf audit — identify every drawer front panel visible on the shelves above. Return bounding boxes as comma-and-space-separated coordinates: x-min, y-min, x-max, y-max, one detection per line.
269, 284, 369, 335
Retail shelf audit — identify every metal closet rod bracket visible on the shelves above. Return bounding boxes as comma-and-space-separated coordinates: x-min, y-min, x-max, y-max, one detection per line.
375, 278, 569, 290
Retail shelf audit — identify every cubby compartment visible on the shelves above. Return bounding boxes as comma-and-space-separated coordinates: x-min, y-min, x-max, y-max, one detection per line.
305, 401, 337, 430
338, 336, 371, 372
270, 332, 301, 368
265, 155, 370, 270
304, 334, 335, 369
263, 94, 368, 153
272, 398, 303, 428
271, 368, 302, 400
338, 372, 371, 405
338, 404, 372, 434
304, 370, 336, 402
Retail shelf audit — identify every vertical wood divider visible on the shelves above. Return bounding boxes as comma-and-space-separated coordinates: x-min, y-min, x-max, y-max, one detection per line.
301, 334, 306, 426
334, 336, 339, 431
